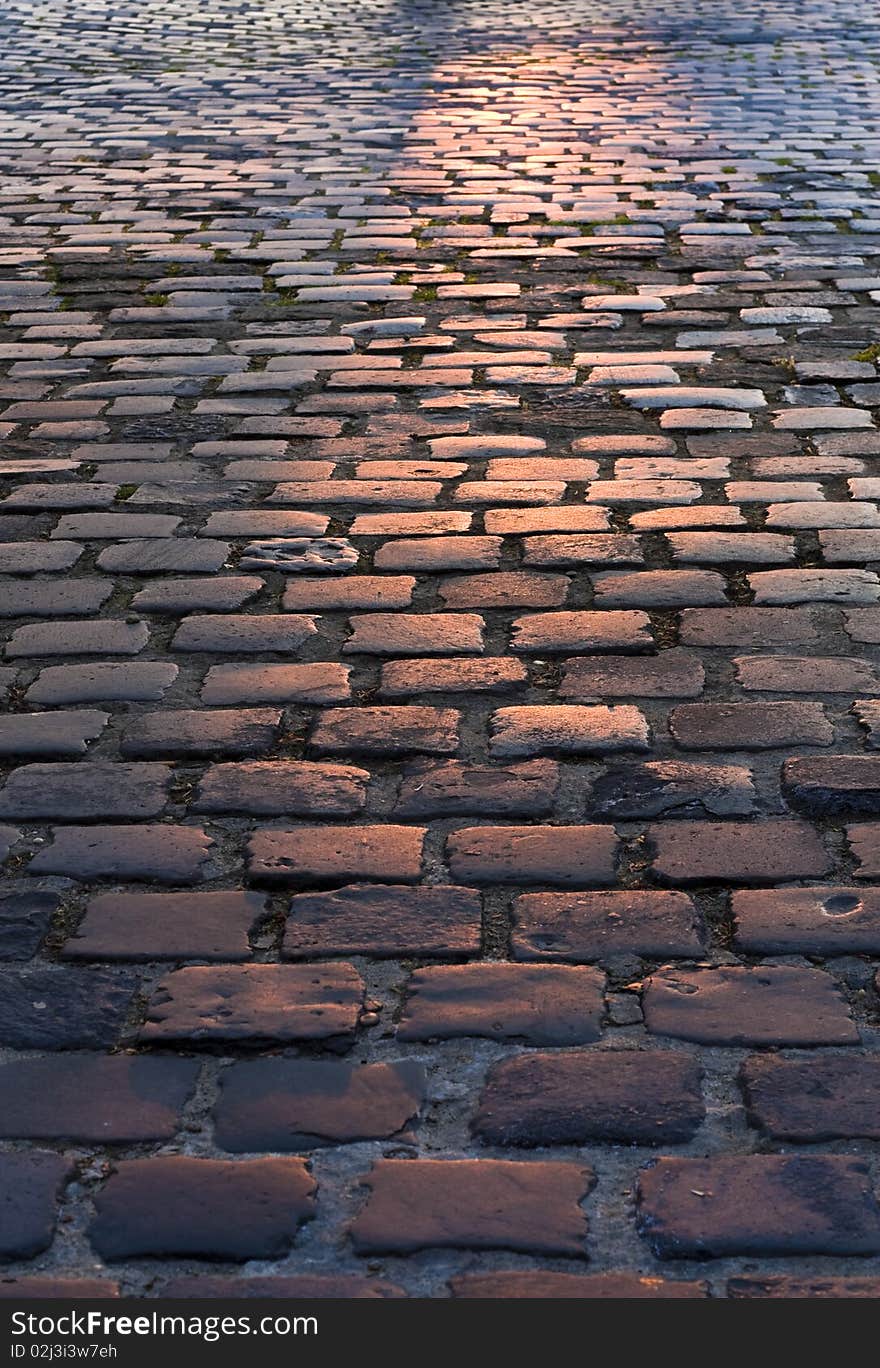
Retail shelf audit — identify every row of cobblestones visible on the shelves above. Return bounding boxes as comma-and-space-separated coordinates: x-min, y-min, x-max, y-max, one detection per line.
1, 0, 880, 1300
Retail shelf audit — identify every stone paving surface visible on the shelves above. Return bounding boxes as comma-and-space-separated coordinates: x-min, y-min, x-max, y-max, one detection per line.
1, 0, 880, 1300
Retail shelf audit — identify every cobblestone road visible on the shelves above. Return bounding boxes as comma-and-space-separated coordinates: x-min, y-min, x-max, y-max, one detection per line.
1, 0, 880, 1300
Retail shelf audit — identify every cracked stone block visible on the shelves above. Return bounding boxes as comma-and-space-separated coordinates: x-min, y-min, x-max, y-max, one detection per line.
239, 537, 359, 572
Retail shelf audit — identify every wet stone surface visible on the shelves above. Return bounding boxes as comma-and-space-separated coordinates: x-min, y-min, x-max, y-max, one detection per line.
2, 0, 880, 1300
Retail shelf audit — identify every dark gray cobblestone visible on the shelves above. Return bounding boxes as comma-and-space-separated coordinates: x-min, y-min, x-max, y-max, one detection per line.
1, 0, 880, 1299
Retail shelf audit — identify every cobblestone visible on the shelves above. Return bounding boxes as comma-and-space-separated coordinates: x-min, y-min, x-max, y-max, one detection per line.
3, 0, 880, 1299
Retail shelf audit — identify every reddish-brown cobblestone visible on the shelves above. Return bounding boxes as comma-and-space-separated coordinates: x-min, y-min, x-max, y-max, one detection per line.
4, 0, 880, 1301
